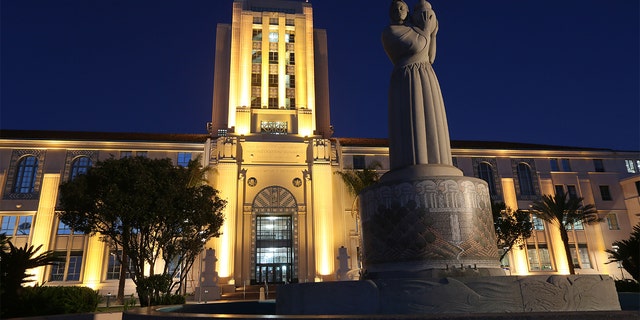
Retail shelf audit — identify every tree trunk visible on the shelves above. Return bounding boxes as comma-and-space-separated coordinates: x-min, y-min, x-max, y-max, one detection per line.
560, 227, 575, 275
116, 253, 127, 304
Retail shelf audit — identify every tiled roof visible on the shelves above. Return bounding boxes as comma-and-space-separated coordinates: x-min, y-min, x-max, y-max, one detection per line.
0, 130, 210, 143
334, 137, 614, 152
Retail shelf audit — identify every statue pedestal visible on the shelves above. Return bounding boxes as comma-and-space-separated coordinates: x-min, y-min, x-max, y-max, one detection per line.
360, 164, 503, 278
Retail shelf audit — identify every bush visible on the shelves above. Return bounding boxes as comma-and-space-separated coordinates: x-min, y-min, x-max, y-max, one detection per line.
5, 285, 99, 318
615, 279, 640, 292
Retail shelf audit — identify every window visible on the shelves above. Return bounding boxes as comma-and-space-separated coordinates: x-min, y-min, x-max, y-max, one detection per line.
353, 155, 366, 170
69, 156, 92, 180
252, 29, 262, 41
50, 251, 83, 282
253, 16, 262, 24
517, 163, 535, 196
1, 216, 17, 235
288, 52, 295, 65
285, 18, 294, 26
532, 215, 545, 230
625, 160, 636, 173
167, 256, 182, 279
593, 159, 605, 172
570, 244, 591, 269
252, 73, 261, 86
554, 185, 564, 197
136, 151, 147, 158
550, 158, 559, 171
120, 151, 132, 159
13, 155, 38, 193
252, 50, 262, 64
286, 75, 295, 88
106, 251, 132, 280
16, 216, 32, 235
478, 162, 496, 195
286, 98, 295, 109
561, 159, 572, 172
268, 32, 278, 43
251, 96, 261, 108
566, 219, 583, 230
636, 181, 640, 196
268, 97, 278, 109
177, 153, 192, 167
269, 74, 278, 87
285, 32, 294, 43
527, 244, 552, 271
269, 17, 278, 25
599, 185, 612, 201
57, 220, 83, 235
606, 213, 620, 230
268, 52, 278, 64
566, 185, 577, 199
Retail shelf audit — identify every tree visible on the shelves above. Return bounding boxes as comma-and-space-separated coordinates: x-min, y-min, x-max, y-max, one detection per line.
0, 235, 60, 317
491, 202, 533, 262
530, 191, 601, 275
606, 224, 639, 282
58, 156, 225, 306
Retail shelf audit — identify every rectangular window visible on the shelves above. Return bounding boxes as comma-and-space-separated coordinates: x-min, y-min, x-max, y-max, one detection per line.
268, 74, 278, 87
286, 98, 295, 109
532, 215, 545, 230
253, 16, 262, 24
566, 185, 577, 199
570, 244, 591, 269
286, 75, 295, 88
527, 244, 552, 271
268, 52, 278, 64
285, 33, 295, 43
635, 181, 640, 196
606, 213, 620, 230
599, 185, 612, 201
252, 50, 262, 64
285, 18, 294, 26
593, 159, 605, 172
1, 216, 16, 235
251, 96, 261, 108
252, 29, 262, 41
57, 220, 72, 235
554, 185, 564, 196
177, 152, 192, 167
625, 160, 636, 173
567, 220, 583, 230
120, 151, 132, 159
561, 159, 572, 171
252, 73, 261, 86
550, 158, 559, 171
50, 259, 65, 281
106, 251, 132, 280
288, 52, 295, 65
136, 151, 147, 158
50, 251, 83, 281
16, 216, 32, 235
353, 155, 366, 170
269, 17, 278, 25
268, 32, 278, 43
268, 97, 278, 109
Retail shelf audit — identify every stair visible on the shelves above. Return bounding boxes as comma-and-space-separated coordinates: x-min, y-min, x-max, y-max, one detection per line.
220, 284, 278, 301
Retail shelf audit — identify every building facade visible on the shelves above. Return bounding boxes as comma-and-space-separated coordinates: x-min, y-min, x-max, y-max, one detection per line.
1, 0, 639, 295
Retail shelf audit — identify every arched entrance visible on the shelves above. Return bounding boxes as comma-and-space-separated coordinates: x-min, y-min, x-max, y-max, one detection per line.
251, 186, 298, 284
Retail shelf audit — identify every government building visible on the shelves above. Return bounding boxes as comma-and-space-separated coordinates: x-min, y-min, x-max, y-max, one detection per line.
1, 0, 639, 296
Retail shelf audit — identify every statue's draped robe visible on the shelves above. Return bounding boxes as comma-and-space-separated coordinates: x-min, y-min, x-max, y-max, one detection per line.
382, 24, 453, 170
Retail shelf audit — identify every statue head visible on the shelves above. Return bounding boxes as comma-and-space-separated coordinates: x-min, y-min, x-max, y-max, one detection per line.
389, 0, 409, 25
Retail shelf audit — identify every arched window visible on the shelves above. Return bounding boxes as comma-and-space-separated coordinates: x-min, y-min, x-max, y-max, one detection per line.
13, 155, 38, 193
69, 156, 92, 180
478, 162, 496, 195
517, 163, 535, 196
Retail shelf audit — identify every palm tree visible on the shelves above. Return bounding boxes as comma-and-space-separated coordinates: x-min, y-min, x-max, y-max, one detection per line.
530, 191, 601, 275
606, 224, 639, 282
335, 160, 382, 272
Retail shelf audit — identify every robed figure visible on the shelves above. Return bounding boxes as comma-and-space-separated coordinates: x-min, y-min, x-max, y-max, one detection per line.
382, 0, 453, 171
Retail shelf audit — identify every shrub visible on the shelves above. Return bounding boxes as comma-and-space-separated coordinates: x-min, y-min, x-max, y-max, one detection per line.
5, 285, 99, 318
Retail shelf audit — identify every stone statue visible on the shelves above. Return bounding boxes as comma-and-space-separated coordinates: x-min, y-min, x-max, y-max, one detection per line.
382, 0, 453, 171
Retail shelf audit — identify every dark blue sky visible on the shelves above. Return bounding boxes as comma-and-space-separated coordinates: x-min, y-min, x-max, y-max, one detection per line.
2, 0, 638, 151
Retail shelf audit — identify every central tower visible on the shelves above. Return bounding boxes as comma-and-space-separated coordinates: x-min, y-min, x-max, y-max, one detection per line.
207, 0, 335, 285
211, 0, 331, 139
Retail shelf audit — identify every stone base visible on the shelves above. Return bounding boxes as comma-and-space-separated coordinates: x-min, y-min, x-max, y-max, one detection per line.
195, 286, 221, 302
360, 170, 502, 276
276, 275, 621, 315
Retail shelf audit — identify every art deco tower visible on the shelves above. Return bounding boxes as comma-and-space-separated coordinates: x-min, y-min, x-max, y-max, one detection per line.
207, 0, 335, 285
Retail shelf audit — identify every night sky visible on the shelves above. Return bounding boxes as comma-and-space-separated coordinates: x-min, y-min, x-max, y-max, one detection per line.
2, 0, 638, 151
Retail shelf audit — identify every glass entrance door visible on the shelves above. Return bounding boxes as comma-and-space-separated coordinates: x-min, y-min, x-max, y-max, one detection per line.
255, 215, 292, 283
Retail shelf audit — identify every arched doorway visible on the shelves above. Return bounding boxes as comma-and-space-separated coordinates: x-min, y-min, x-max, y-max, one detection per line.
251, 186, 298, 284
